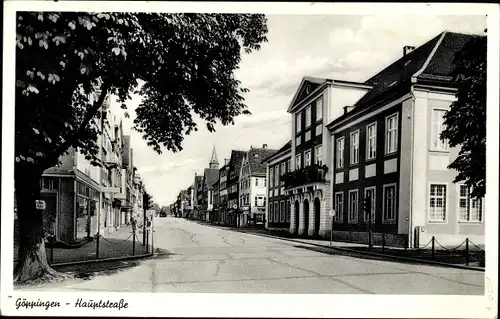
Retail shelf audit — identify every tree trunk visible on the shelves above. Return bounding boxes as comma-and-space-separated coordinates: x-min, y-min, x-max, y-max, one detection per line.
14, 163, 70, 284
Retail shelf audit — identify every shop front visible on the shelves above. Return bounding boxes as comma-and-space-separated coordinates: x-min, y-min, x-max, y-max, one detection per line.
75, 181, 100, 241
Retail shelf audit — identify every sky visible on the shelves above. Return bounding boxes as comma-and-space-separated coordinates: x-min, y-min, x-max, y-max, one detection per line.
109, 14, 486, 207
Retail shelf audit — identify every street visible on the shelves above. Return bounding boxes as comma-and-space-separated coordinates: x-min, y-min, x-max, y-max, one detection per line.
22, 217, 484, 294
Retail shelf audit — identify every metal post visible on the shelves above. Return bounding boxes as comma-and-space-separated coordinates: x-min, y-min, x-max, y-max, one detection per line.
382, 233, 385, 253
132, 230, 136, 256
151, 216, 155, 255
96, 234, 100, 259
50, 235, 54, 264
330, 216, 333, 246
143, 207, 146, 246
431, 236, 435, 261
368, 209, 372, 249
146, 229, 149, 253
465, 238, 470, 266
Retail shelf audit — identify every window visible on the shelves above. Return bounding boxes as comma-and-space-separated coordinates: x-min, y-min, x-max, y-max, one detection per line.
295, 154, 301, 170
304, 150, 311, 167
296, 136, 301, 146
366, 122, 377, 160
383, 184, 397, 222
305, 105, 312, 128
334, 192, 344, 223
269, 168, 274, 188
350, 130, 359, 165
280, 162, 286, 185
315, 125, 322, 136
263, 196, 266, 208
316, 97, 323, 121
429, 184, 447, 222
386, 113, 398, 154
274, 165, 279, 186
286, 199, 291, 222
364, 187, 376, 223
287, 159, 291, 172
431, 109, 448, 151
305, 130, 311, 141
296, 113, 302, 133
264, 178, 266, 187
348, 190, 358, 223
336, 137, 344, 168
255, 178, 258, 186
458, 185, 483, 222
269, 202, 274, 222
280, 201, 285, 222
254, 196, 258, 207
274, 202, 279, 222
315, 145, 322, 166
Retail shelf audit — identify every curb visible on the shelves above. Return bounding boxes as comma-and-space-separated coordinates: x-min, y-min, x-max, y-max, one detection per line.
202, 222, 485, 272
50, 252, 154, 268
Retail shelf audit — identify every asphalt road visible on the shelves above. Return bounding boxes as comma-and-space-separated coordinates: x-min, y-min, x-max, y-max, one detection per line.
21, 217, 484, 294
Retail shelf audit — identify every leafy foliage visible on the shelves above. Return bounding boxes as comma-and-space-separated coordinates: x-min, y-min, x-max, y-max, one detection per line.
15, 12, 268, 170
440, 35, 486, 199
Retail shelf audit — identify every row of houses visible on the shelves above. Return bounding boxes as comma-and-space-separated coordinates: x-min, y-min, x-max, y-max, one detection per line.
172, 31, 486, 247
34, 91, 148, 244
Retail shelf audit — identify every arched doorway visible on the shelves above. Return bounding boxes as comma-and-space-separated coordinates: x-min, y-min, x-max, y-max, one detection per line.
294, 201, 300, 234
314, 198, 321, 237
303, 199, 309, 236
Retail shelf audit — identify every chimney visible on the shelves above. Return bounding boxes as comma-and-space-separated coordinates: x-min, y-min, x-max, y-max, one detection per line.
224, 158, 229, 165
343, 106, 355, 115
403, 45, 416, 56
263, 144, 268, 149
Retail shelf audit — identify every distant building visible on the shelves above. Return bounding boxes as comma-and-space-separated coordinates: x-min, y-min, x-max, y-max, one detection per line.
263, 141, 292, 230
238, 144, 277, 227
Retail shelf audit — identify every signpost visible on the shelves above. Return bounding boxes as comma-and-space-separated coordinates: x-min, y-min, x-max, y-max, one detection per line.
35, 200, 46, 210
328, 209, 335, 246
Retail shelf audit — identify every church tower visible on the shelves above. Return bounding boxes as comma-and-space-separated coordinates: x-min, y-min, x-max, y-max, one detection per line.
209, 146, 219, 169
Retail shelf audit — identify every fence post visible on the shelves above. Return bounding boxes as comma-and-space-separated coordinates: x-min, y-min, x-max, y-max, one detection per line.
50, 235, 55, 265
465, 238, 470, 266
431, 236, 435, 261
95, 234, 100, 259
382, 233, 385, 253
132, 230, 136, 256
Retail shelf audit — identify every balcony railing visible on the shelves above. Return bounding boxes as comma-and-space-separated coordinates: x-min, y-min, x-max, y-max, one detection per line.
280, 164, 328, 189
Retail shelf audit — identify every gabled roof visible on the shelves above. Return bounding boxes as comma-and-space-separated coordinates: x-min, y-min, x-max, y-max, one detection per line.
355, 31, 482, 109
328, 31, 483, 130
228, 150, 247, 178
203, 168, 219, 189
287, 76, 329, 113
262, 140, 292, 163
246, 147, 278, 176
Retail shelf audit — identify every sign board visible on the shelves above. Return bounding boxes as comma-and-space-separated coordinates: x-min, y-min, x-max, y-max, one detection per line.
232, 204, 238, 210
328, 209, 335, 218
101, 187, 121, 194
35, 200, 46, 210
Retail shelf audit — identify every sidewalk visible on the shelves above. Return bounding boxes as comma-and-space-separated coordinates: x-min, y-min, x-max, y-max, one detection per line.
14, 226, 151, 266
204, 223, 485, 270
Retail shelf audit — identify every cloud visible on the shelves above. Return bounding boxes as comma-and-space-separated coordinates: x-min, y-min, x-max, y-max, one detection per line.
104, 14, 485, 206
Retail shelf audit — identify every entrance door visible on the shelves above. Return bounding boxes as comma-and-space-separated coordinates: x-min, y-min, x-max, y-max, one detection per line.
303, 199, 309, 236
294, 201, 300, 234
314, 198, 321, 237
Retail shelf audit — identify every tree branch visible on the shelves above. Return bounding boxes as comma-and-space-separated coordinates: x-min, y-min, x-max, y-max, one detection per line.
42, 81, 112, 168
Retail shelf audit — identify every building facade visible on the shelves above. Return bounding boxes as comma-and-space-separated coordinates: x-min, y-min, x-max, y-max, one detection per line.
238, 145, 276, 227
283, 76, 371, 237
226, 150, 247, 227
263, 141, 292, 230
326, 31, 485, 247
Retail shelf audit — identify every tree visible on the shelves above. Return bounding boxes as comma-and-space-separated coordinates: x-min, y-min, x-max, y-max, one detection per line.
440, 35, 486, 199
15, 12, 268, 283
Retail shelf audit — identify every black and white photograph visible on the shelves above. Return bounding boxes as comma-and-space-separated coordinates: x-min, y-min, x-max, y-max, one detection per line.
1, 1, 498, 318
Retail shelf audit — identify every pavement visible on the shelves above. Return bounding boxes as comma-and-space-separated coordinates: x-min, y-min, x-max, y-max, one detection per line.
14, 226, 150, 266
17, 217, 485, 294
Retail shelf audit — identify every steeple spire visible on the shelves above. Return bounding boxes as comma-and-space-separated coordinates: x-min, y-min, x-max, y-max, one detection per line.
209, 146, 219, 169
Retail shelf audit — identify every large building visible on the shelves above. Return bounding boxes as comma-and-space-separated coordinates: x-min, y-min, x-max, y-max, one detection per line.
39, 92, 145, 243
238, 145, 276, 227
225, 150, 247, 227
202, 148, 220, 222
263, 141, 292, 230
326, 31, 485, 247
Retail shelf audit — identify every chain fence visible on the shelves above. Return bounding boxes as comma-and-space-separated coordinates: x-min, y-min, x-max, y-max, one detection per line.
31, 226, 154, 266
